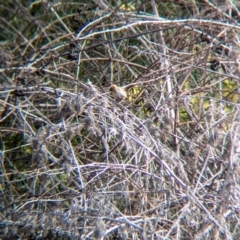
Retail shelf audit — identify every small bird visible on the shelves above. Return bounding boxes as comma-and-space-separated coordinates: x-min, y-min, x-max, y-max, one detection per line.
109, 84, 127, 100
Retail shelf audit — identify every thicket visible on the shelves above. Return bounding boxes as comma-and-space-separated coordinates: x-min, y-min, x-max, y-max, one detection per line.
0, 0, 240, 239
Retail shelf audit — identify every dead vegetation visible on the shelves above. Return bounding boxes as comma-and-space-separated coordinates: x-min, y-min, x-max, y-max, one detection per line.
0, 0, 240, 239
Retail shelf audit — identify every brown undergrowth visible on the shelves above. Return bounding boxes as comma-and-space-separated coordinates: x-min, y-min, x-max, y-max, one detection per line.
0, 1, 240, 239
